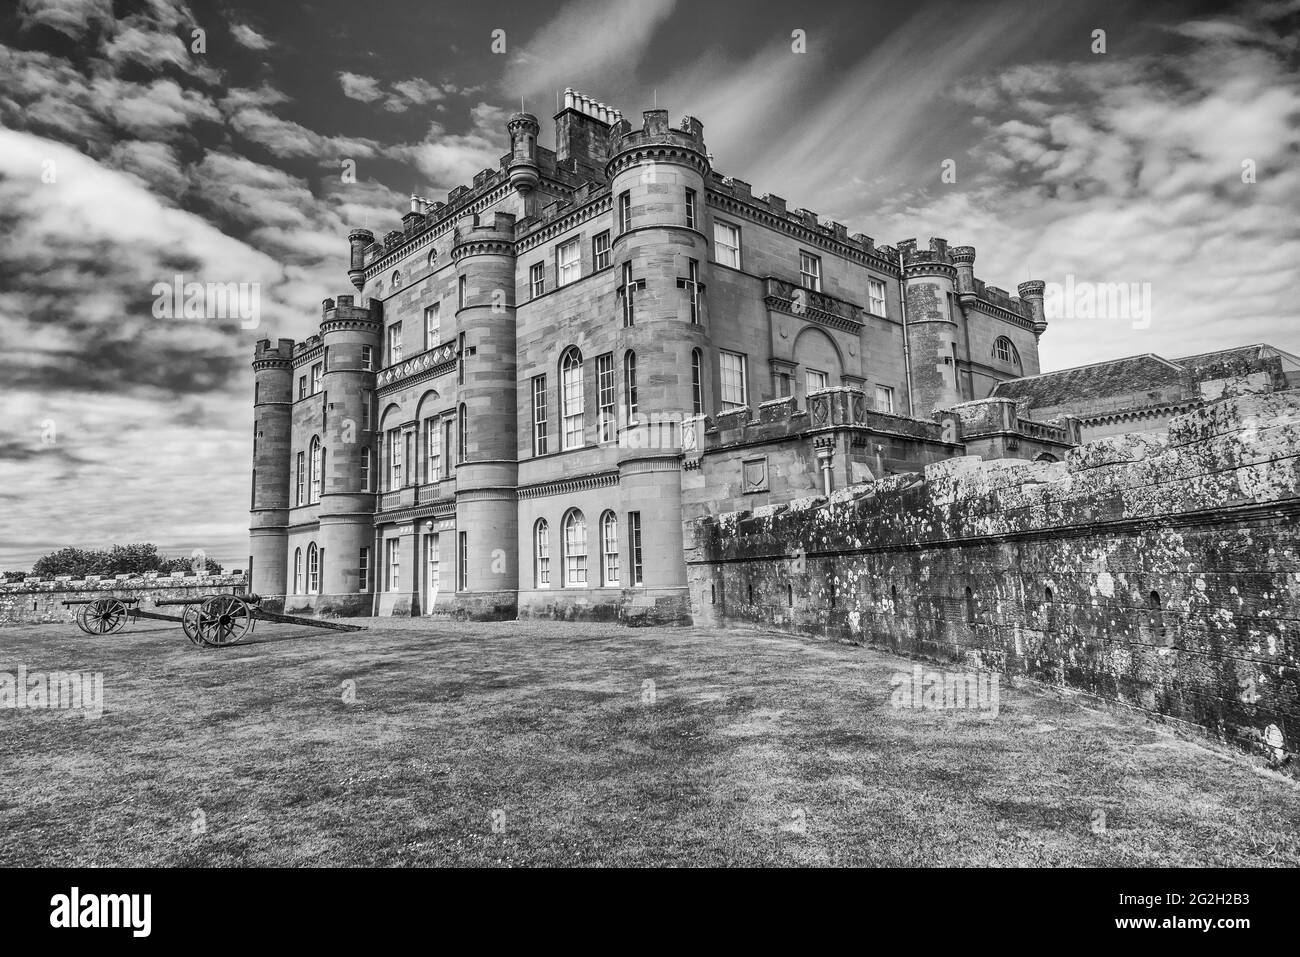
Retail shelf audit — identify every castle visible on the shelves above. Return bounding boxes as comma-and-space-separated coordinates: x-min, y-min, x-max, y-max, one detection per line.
248, 89, 1075, 622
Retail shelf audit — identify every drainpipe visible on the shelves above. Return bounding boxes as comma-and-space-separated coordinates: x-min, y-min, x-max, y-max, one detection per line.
898, 247, 914, 418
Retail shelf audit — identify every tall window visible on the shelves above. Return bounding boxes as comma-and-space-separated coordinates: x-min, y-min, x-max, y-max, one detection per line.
457, 532, 467, 591
361, 345, 374, 370
562, 509, 587, 586
311, 362, 323, 394
532, 375, 549, 455
388, 428, 403, 488
557, 238, 580, 286
426, 535, 439, 598
600, 511, 619, 586
424, 304, 440, 350
561, 347, 584, 449
685, 259, 700, 322
623, 351, 638, 424
293, 548, 302, 593
309, 436, 323, 502
799, 251, 822, 291
457, 404, 467, 462
358, 547, 369, 591
618, 190, 631, 233
388, 322, 403, 364
875, 385, 895, 414
868, 278, 887, 316
295, 451, 305, 505
713, 221, 740, 268
386, 538, 399, 592
621, 262, 635, 326
592, 231, 611, 270
684, 187, 697, 229
362, 390, 372, 430
534, 519, 550, 587
529, 262, 545, 299
307, 543, 319, 593
443, 419, 453, 476
458, 274, 466, 310
994, 336, 1020, 368
425, 418, 440, 481
298, 375, 306, 399
360, 447, 371, 491
720, 351, 747, 408
806, 369, 829, 394
691, 349, 704, 414
628, 511, 643, 586
596, 353, 615, 443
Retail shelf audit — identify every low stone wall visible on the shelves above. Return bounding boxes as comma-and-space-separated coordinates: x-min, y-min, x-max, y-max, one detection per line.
0, 574, 247, 626
686, 388, 1300, 767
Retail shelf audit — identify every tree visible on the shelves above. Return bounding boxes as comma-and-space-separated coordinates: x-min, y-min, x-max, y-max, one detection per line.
28, 543, 220, 577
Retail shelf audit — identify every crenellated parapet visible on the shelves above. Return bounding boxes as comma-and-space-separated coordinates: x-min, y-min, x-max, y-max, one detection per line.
606, 109, 711, 179
320, 293, 382, 335
252, 337, 296, 370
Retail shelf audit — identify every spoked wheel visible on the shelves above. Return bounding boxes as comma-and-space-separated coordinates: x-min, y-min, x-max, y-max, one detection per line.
196, 595, 254, 647
81, 598, 127, 635
181, 605, 207, 647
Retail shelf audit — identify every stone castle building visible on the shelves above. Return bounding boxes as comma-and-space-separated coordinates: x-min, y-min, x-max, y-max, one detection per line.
249, 89, 1068, 622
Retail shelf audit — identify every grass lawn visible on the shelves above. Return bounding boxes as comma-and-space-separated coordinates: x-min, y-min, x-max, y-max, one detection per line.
1, 616, 1296, 867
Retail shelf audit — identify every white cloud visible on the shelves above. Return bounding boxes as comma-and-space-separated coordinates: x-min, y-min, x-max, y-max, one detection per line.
231, 22, 274, 51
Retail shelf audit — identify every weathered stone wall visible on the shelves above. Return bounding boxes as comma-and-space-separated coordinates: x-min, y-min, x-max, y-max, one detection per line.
686, 388, 1300, 766
0, 574, 247, 626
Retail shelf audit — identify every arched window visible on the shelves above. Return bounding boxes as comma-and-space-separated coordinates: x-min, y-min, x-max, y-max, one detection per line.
1034, 452, 1059, 463
307, 543, 319, 594
562, 508, 587, 586
1149, 590, 1167, 644
691, 348, 704, 414
360, 447, 370, 491
426, 249, 436, 269
965, 586, 976, 623
534, 519, 550, 587
391, 269, 402, 289
309, 436, 323, 502
561, 347, 584, 449
457, 403, 467, 462
293, 548, 302, 594
600, 510, 619, 586
623, 352, 638, 423
993, 336, 1020, 368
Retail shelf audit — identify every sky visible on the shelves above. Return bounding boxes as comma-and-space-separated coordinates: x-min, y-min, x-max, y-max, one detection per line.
0, 0, 1296, 570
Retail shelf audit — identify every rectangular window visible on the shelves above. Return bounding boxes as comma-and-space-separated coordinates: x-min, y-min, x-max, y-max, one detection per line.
532, 375, 548, 456
806, 369, 829, 394
298, 375, 306, 399
685, 188, 697, 229
684, 258, 700, 323
458, 274, 466, 310
529, 262, 545, 299
362, 390, 372, 431
458, 532, 467, 591
618, 190, 631, 234
691, 351, 703, 415
358, 547, 369, 592
624, 352, 638, 424
592, 231, 611, 270
388, 323, 403, 365
720, 351, 748, 409
388, 428, 403, 489
629, 511, 643, 587
875, 385, 895, 414
426, 417, 440, 481
713, 221, 740, 268
443, 419, 453, 476
386, 538, 399, 592
868, 278, 887, 316
800, 251, 822, 291
457, 405, 467, 463
424, 303, 440, 350
426, 534, 440, 599
621, 262, 635, 326
536, 522, 550, 587
596, 353, 615, 443
360, 447, 370, 491
361, 345, 374, 371
557, 238, 580, 286
311, 362, 323, 394
295, 451, 305, 505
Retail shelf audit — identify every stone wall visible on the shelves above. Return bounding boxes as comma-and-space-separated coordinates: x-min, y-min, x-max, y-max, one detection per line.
686, 388, 1300, 766
0, 574, 247, 626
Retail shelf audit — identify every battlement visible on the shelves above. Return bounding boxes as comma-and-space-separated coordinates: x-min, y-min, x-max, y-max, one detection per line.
293, 334, 323, 356
253, 337, 297, 363
320, 294, 382, 323
452, 211, 518, 249
610, 108, 706, 156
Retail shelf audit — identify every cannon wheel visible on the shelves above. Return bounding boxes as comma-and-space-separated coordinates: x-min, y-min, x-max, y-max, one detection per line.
80, 598, 127, 636
181, 605, 207, 647
197, 595, 254, 647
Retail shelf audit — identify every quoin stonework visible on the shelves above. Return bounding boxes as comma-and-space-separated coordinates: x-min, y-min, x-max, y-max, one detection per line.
249, 89, 1070, 623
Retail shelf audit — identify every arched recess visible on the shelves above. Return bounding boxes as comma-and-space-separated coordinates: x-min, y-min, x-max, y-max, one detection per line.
792, 325, 844, 400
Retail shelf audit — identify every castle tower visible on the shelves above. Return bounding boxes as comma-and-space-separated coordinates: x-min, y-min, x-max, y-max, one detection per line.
250, 337, 296, 600
347, 228, 374, 292
900, 238, 964, 413
1018, 280, 1049, 340
316, 295, 382, 613
450, 211, 519, 618
506, 112, 541, 195
605, 108, 712, 598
